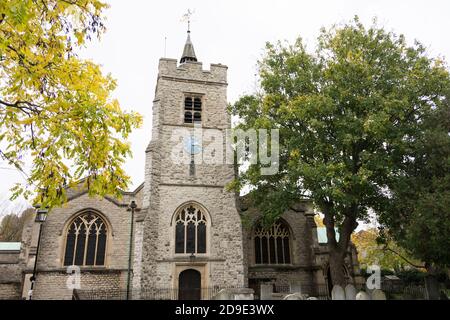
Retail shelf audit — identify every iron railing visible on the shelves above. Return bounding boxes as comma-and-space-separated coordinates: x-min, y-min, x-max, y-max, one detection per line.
72, 283, 429, 300
73, 286, 245, 300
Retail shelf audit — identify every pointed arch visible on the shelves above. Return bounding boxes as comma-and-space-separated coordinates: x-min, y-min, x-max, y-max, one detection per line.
62, 209, 111, 267
252, 218, 292, 265
171, 202, 211, 255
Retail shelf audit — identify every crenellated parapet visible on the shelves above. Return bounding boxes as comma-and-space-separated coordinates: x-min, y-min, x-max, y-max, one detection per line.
158, 58, 227, 84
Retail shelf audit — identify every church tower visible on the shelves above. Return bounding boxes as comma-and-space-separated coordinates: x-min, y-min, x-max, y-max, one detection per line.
132, 27, 245, 299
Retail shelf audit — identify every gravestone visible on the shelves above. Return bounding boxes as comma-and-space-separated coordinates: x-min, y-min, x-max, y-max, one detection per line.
371, 289, 387, 300
212, 289, 232, 300
331, 285, 345, 300
356, 291, 371, 300
260, 284, 273, 300
283, 293, 305, 300
233, 288, 254, 300
345, 284, 357, 300
289, 281, 302, 294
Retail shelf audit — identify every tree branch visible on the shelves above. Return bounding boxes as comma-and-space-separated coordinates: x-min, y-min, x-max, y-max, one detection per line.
383, 245, 426, 270
0, 99, 42, 115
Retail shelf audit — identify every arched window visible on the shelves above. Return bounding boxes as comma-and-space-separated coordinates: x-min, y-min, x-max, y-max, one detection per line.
175, 204, 207, 254
184, 96, 202, 123
63, 211, 108, 266
254, 220, 291, 264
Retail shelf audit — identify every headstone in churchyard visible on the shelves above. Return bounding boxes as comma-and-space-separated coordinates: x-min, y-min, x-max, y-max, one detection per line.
371, 289, 387, 300
345, 284, 357, 300
289, 281, 302, 294
283, 293, 305, 300
331, 285, 345, 300
260, 284, 273, 300
356, 291, 371, 300
212, 289, 231, 300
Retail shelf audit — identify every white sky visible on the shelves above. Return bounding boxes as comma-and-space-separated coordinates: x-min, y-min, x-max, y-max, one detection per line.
1, 0, 450, 216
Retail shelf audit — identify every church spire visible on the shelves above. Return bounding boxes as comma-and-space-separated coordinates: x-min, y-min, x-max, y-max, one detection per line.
180, 10, 197, 64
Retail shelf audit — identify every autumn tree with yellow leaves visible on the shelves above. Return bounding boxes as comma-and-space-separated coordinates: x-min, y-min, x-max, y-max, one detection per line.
0, 0, 142, 208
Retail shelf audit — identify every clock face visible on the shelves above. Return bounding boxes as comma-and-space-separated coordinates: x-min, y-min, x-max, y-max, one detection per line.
183, 136, 202, 155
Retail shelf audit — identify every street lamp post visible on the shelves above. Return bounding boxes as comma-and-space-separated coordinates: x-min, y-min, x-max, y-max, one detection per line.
28, 208, 48, 300
126, 200, 137, 300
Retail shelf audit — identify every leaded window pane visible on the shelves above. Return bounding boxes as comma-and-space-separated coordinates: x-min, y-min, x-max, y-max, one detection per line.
185, 97, 193, 110
74, 223, 86, 265
85, 227, 97, 265
63, 225, 76, 266
193, 112, 201, 123
175, 222, 185, 253
261, 236, 268, 264
283, 237, 290, 264
184, 111, 193, 123
269, 237, 276, 264
255, 237, 262, 264
186, 222, 196, 254
197, 222, 206, 253
96, 226, 107, 266
276, 237, 284, 264
194, 98, 202, 111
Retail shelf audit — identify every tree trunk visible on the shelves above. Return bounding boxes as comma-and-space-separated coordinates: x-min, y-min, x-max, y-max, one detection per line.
424, 263, 441, 300
329, 250, 346, 287
322, 204, 356, 287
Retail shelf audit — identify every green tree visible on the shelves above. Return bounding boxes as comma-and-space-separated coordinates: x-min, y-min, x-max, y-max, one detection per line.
378, 93, 450, 298
0, 207, 34, 241
230, 17, 450, 286
0, 0, 142, 208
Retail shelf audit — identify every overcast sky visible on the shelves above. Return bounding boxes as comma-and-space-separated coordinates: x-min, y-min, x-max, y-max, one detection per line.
1, 0, 450, 216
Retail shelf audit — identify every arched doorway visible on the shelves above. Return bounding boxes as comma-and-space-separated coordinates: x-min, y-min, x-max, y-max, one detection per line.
178, 269, 201, 300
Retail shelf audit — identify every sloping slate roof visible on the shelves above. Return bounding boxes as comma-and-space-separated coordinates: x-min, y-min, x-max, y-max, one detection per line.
180, 33, 197, 63
316, 227, 340, 244
0, 242, 21, 251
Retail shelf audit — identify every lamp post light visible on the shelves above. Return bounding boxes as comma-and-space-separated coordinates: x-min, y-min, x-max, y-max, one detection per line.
28, 207, 48, 300
126, 200, 137, 300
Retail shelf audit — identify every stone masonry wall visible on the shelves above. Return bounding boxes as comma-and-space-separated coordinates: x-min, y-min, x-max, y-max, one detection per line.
0, 283, 21, 300
32, 271, 123, 300
30, 188, 142, 299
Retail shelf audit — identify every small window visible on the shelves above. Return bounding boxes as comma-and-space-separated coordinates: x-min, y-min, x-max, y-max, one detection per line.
184, 96, 202, 123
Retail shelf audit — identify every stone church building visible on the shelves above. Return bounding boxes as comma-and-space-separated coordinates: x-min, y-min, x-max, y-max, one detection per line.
0, 30, 361, 300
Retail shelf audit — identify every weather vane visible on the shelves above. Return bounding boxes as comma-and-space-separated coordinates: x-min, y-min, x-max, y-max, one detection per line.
181, 9, 195, 32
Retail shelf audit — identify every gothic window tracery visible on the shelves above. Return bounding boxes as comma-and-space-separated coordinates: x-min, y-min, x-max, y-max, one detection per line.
254, 220, 291, 264
63, 212, 108, 266
175, 204, 207, 254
